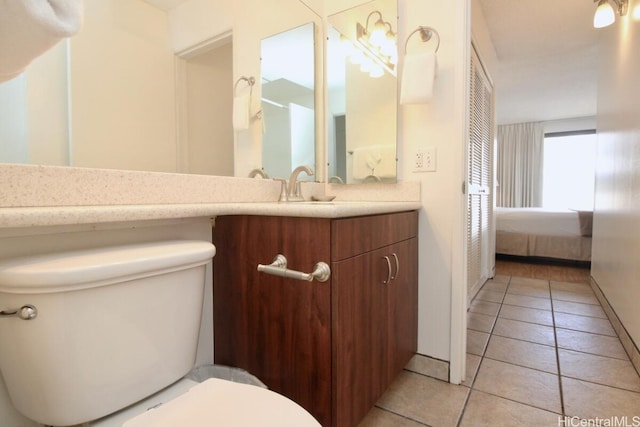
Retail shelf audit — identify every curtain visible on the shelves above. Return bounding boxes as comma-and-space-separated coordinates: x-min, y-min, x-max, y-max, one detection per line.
497, 122, 544, 207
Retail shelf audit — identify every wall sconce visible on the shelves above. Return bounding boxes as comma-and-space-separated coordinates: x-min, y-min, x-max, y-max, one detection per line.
593, 0, 628, 28
343, 10, 397, 78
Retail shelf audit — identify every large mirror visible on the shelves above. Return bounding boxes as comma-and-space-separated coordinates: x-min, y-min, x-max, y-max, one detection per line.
260, 23, 316, 180
326, 0, 398, 184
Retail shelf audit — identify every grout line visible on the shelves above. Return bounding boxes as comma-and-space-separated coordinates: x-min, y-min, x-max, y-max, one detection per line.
372, 405, 429, 426
550, 280, 566, 416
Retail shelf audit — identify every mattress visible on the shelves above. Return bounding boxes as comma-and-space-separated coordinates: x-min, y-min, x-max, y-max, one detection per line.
495, 207, 584, 237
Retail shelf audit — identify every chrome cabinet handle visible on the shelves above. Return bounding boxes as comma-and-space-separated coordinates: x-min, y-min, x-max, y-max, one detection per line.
382, 256, 392, 284
0, 304, 37, 320
391, 253, 399, 280
257, 254, 331, 282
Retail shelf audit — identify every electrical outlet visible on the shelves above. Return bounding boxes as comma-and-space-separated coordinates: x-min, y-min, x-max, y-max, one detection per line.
413, 147, 437, 172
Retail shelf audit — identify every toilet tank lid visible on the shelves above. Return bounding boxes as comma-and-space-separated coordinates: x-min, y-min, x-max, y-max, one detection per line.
0, 240, 215, 294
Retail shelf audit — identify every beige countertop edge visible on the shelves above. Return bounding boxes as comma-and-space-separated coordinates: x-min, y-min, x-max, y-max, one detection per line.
0, 201, 423, 228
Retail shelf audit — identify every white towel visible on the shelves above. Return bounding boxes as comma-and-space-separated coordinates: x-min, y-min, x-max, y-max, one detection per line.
352, 145, 396, 180
233, 93, 250, 131
375, 144, 396, 178
400, 51, 437, 104
0, 0, 84, 83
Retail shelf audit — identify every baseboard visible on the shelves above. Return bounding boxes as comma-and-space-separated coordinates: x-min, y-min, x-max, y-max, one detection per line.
590, 277, 640, 377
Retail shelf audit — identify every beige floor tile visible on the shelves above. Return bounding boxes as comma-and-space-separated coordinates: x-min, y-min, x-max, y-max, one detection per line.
508, 278, 551, 299
550, 280, 594, 295
553, 300, 607, 319
459, 390, 560, 427
544, 265, 590, 283
559, 349, 640, 392
463, 353, 482, 387
556, 328, 628, 360
359, 407, 425, 427
485, 335, 558, 374
492, 317, 556, 346
467, 312, 497, 333
499, 304, 554, 326
503, 294, 552, 311
551, 289, 600, 305
482, 279, 509, 291
376, 371, 469, 427
509, 276, 550, 287
474, 358, 562, 413
562, 377, 640, 420
467, 329, 490, 356
475, 289, 505, 303
490, 274, 511, 284
469, 300, 501, 317
405, 354, 448, 382
553, 312, 616, 336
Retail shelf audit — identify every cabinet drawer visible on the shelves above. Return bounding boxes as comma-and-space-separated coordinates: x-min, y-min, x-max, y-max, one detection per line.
331, 211, 418, 261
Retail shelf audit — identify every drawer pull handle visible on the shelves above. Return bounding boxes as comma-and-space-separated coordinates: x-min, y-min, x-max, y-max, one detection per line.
382, 256, 392, 284
258, 254, 331, 282
391, 253, 399, 280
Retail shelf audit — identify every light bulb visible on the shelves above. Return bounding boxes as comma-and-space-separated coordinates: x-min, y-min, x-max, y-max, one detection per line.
369, 19, 387, 47
594, 0, 615, 28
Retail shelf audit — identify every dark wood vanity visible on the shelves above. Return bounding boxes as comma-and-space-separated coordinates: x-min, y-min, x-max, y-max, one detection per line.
213, 211, 418, 426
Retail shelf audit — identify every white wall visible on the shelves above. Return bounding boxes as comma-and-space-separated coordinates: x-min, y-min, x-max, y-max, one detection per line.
70, 0, 177, 172
184, 42, 234, 176
591, 2, 640, 351
398, 0, 469, 371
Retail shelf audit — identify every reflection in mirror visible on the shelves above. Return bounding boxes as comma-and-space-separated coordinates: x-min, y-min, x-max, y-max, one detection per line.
0, 0, 234, 176
260, 23, 316, 181
327, 0, 398, 184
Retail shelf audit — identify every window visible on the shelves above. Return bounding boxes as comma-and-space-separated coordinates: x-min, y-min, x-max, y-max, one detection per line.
542, 131, 596, 210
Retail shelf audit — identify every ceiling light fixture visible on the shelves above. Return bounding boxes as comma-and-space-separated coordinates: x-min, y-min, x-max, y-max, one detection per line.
593, 0, 628, 28
354, 10, 397, 78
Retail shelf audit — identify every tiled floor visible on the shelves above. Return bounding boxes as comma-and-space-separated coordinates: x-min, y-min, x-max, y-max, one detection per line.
359, 259, 640, 426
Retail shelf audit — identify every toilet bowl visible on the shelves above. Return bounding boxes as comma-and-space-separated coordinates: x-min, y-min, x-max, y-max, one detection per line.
0, 240, 319, 426
90, 377, 320, 427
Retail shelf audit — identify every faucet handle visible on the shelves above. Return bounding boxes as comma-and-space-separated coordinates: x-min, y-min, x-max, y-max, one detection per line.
274, 178, 288, 202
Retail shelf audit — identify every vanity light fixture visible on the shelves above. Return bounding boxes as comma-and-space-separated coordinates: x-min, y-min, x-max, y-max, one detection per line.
352, 10, 397, 78
593, 0, 628, 28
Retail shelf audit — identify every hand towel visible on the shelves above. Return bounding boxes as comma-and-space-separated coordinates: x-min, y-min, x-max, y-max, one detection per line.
233, 93, 250, 131
352, 147, 372, 180
0, 0, 84, 83
375, 144, 397, 178
400, 51, 437, 104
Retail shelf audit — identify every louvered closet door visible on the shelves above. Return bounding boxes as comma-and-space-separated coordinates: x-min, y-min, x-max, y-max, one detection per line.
467, 44, 495, 304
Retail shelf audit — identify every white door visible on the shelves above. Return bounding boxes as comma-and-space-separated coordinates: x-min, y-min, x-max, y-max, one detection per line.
467, 43, 495, 305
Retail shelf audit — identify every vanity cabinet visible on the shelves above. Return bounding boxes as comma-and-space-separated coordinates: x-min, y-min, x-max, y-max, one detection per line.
213, 211, 418, 427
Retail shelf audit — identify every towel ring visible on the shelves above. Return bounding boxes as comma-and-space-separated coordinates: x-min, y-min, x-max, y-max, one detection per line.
234, 76, 255, 96
404, 26, 440, 54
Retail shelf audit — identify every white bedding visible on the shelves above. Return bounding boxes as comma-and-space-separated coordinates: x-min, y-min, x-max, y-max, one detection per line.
495, 208, 582, 237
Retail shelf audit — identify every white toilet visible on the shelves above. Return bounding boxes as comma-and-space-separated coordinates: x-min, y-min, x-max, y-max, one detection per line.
0, 240, 319, 427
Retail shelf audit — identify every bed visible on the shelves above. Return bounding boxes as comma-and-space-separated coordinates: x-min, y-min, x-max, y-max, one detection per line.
495, 207, 593, 262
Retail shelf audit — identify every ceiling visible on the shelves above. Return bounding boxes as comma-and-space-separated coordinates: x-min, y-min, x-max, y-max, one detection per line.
476, 0, 601, 125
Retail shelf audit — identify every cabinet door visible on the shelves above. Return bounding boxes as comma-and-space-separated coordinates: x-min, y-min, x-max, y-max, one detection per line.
213, 216, 332, 426
386, 238, 419, 381
332, 247, 389, 427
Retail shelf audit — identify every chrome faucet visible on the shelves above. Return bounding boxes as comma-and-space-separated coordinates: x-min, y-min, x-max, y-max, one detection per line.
287, 165, 314, 202
248, 168, 269, 179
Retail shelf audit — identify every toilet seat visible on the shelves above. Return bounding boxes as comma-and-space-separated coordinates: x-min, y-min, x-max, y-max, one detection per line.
122, 378, 320, 427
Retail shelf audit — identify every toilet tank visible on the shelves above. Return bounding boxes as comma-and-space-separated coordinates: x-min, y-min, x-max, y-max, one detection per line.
0, 240, 215, 426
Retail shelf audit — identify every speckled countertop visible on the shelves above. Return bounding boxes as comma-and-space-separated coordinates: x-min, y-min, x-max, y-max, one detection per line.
0, 201, 423, 228
0, 164, 422, 229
